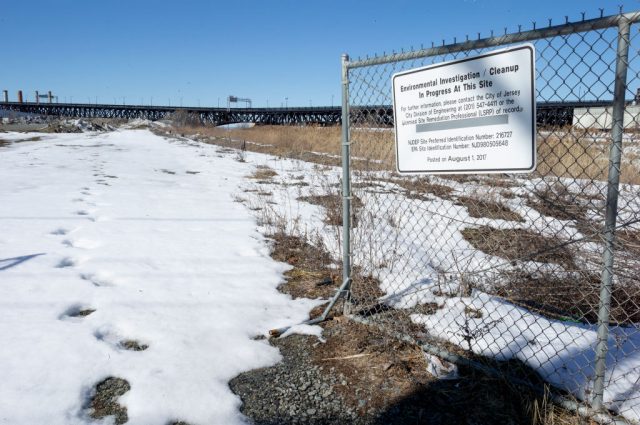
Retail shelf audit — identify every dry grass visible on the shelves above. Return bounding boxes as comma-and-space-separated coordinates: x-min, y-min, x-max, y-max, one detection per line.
461, 226, 576, 269
268, 232, 339, 301
497, 269, 640, 326
384, 176, 455, 200
350, 268, 386, 308
527, 183, 590, 222
537, 130, 640, 184
312, 319, 433, 418
440, 174, 483, 184
350, 127, 396, 171
617, 227, 640, 254
184, 124, 341, 158
249, 164, 278, 180
481, 176, 522, 188
456, 195, 525, 222
166, 122, 640, 184
537, 132, 609, 181
298, 193, 363, 226
318, 318, 587, 425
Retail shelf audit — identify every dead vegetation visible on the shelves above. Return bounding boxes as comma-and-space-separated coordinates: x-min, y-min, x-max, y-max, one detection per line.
149, 110, 640, 186
249, 164, 278, 180
526, 182, 591, 222
536, 131, 608, 181
165, 121, 640, 184
268, 232, 339, 302
384, 176, 455, 200
456, 195, 525, 222
461, 226, 576, 269
314, 319, 589, 425
497, 269, 640, 326
170, 124, 342, 165
537, 129, 640, 185
312, 319, 433, 417
298, 193, 363, 226
350, 270, 386, 307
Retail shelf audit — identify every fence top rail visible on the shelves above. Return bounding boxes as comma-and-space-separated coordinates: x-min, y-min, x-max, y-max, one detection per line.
346, 11, 640, 69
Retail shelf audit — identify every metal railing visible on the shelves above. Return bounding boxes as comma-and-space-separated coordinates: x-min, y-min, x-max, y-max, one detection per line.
340, 10, 640, 422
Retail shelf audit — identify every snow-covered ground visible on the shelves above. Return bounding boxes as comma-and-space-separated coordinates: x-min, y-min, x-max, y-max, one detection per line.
1, 127, 639, 423
0, 130, 321, 424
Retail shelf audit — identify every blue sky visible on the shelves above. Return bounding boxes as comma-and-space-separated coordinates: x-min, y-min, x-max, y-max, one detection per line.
1, 0, 638, 107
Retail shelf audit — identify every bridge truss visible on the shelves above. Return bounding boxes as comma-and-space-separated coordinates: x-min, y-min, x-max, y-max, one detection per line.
0, 101, 611, 127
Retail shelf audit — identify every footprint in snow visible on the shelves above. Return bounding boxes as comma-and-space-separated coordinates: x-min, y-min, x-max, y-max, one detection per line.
80, 272, 114, 287
50, 228, 69, 235
84, 376, 130, 425
59, 304, 96, 320
94, 327, 149, 351
62, 238, 100, 249
55, 257, 77, 268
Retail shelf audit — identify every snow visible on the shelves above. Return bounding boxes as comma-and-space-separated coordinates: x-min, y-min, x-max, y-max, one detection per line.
280, 324, 326, 342
0, 130, 322, 425
412, 292, 640, 422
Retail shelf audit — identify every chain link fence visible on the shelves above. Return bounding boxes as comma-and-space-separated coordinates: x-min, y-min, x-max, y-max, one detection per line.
340, 11, 640, 422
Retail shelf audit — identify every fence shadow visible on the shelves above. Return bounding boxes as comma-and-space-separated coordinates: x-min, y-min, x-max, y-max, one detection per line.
0, 253, 45, 271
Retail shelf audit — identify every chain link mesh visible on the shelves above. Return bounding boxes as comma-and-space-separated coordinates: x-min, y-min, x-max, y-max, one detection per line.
344, 13, 640, 421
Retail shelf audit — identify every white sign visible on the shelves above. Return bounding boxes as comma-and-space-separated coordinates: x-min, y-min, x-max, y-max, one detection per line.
392, 44, 536, 174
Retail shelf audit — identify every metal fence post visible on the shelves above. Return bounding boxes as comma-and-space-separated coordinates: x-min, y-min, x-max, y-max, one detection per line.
592, 16, 631, 411
341, 53, 353, 314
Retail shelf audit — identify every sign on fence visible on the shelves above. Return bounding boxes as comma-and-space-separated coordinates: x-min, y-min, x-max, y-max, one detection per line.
392, 44, 536, 174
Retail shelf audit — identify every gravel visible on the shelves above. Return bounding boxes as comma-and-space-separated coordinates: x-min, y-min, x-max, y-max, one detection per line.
230, 334, 367, 425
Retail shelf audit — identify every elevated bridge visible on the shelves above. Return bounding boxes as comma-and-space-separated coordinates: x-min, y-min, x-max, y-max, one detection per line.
0, 102, 342, 126
0, 101, 615, 127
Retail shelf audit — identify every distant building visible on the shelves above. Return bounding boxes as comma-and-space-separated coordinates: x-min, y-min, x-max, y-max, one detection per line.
573, 104, 640, 130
